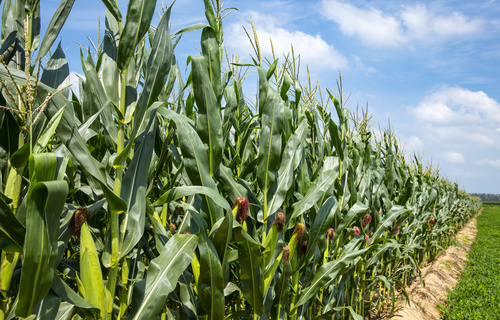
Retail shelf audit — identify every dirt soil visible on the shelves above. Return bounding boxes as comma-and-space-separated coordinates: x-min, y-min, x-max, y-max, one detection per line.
375, 214, 479, 320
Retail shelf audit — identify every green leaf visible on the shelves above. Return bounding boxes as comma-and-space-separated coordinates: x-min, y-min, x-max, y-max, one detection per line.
256, 67, 284, 213
80, 222, 106, 318
157, 108, 222, 226
295, 246, 369, 308
197, 233, 224, 320
267, 134, 301, 216
40, 42, 70, 98
51, 275, 100, 315
305, 197, 339, 258
125, 234, 198, 320
288, 169, 337, 228
119, 110, 157, 260
16, 154, 69, 317
200, 27, 221, 101
102, 10, 121, 108
117, 0, 156, 71
370, 205, 410, 243
0, 196, 25, 252
37, 0, 76, 61
80, 49, 118, 144
153, 185, 231, 214
332, 202, 369, 244
114, 7, 172, 167
34, 291, 61, 320
33, 105, 66, 154
101, 0, 122, 24
202, 0, 219, 39
173, 22, 210, 36
211, 211, 233, 280
192, 55, 222, 176
237, 237, 264, 316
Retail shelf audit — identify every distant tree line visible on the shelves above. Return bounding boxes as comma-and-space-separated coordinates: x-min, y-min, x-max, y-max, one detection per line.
470, 193, 500, 201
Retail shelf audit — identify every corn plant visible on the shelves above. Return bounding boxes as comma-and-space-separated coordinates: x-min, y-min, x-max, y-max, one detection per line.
0, 0, 481, 319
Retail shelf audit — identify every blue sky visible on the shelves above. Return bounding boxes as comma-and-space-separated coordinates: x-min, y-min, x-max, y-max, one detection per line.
35, 0, 500, 193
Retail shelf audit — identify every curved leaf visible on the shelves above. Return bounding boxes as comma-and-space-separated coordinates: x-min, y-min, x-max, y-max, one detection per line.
16, 154, 68, 317
305, 197, 339, 258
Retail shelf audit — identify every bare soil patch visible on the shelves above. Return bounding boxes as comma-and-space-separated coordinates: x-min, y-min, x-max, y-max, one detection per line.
374, 213, 479, 320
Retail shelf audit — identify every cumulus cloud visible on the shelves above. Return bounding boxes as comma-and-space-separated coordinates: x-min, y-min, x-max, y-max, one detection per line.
443, 151, 466, 164
407, 87, 500, 145
320, 1, 484, 47
225, 11, 348, 71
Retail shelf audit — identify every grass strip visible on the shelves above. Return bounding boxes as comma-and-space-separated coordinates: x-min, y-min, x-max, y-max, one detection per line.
440, 205, 500, 319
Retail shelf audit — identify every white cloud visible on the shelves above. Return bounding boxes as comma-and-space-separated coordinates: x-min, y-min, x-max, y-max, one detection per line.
443, 151, 466, 163
409, 87, 500, 123
320, 1, 483, 47
404, 135, 423, 153
407, 87, 500, 146
476, 158, 500, 168
225, 11, 348, 72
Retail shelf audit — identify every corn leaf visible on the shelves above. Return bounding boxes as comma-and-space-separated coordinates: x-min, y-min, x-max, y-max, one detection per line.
101, 0, 122, 24
125, 234, 198, 320
80, 222, 106, 318
237, 237, 264, 316
36, 0, 75, 60
295, 246, 369, 308
192, 55, 223, 176
16, 154, 68, 317
119, 110, 157, 260
0, 196, 25, 252
287, 169, 337, 228
157, 108, 222, 226
197, 233, 224, 320
114, 6, 172, 167
117, 0, 156, 71
305, 197, 339, 258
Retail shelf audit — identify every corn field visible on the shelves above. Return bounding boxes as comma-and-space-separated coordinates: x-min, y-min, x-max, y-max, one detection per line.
0, 0, 482, 319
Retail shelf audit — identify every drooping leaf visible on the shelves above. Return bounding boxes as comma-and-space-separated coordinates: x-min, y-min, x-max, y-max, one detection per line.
16, 154, 69, 317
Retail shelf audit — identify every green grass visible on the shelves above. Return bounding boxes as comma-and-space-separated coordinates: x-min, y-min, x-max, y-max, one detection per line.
440, 205, 500, 319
